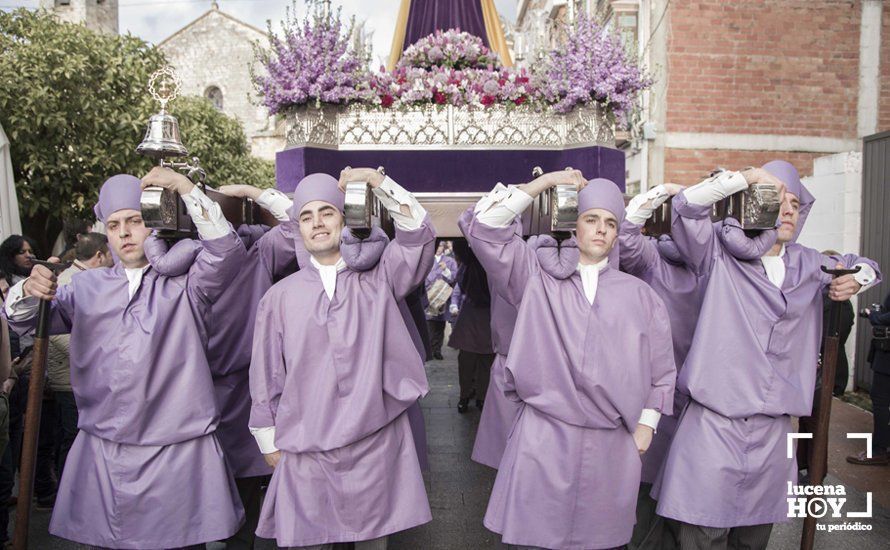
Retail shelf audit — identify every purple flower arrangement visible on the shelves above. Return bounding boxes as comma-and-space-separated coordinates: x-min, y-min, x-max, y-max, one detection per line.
355, 29, 537, 109
254, 8, 651, 119
398, 29, 496, 71
536, 14, 652, 120
252, 3, 372, 115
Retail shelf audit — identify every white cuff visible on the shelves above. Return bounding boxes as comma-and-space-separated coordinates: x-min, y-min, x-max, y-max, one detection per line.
625, 185, 670, 226
474, 183, 511, 214
372, 176, 427, 231
638, 408, 662, 432
256, 188, 293, 223
476, 185, 533, 228
3, 280, 39, 322
181, 186, 231, 240
442, 267, 452, 279
248, 426, 279, 454
853, 263, 878, 293
683, 171, 748, 207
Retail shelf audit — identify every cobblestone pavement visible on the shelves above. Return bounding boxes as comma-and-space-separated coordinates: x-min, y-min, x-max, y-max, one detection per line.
21, 345, 890, 549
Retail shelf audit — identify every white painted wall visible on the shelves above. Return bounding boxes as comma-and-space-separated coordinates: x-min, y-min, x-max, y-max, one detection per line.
799, 151, 864, 392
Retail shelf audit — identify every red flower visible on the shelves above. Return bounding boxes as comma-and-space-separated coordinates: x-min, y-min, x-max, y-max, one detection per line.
481, 95, 495, 106
381, 94, 394, 108
433, 91, 447, 104
514, 96, 526, 106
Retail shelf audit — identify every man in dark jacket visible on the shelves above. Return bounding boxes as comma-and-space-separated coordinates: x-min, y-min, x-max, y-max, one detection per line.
848, 289, 890, 465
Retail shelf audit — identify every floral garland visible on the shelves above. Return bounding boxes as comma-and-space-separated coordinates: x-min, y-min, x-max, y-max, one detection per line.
253, 5, 651, 120
397, 29, 497, 71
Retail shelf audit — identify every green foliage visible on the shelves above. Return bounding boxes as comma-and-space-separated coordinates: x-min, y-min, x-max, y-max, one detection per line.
0, 9, 275, 246
171, 96, 275, 190
0, 8, 164, 223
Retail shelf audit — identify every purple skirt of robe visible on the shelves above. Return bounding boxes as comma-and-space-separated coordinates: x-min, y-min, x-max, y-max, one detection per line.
484, 405, 642, 549
640, 391, 689, 485
471, 353, 521, 469
215, 371, 272, 479
50, 431, 244, 548
256, 411, 432, 546
653, 400, 795, 528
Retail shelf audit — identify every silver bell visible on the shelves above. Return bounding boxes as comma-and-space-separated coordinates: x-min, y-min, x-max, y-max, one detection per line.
136, 111, 188, 160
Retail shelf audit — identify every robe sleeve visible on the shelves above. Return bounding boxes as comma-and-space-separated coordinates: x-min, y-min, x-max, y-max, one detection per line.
818, 253, 882, 291
237, 224, 270, 250
378, 217, 437, 301
3, 280, 75, 337
645, 292, 677, 415
249, 293, 286, 429
669, 190, 720, 277
618, 221, 660, 277
255, 223, 300, 281
451, 281, 464, 310
186, 230, 249, 305
143, 235, 202, 277
460, 207, 537, 307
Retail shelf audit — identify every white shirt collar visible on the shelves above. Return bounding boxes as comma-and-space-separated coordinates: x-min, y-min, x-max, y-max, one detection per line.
760, 244, 786, 288
123, 265, 150, 300
577, 256, 610, 273
310, 255, 347, 300
576, 257, 609, 305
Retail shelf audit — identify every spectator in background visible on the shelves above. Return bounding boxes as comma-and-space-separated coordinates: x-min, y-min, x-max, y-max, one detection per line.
0, 235, 37, 289
847, 289, 890, 466
51, 218, 93, 259
448, 241, 494, 414
48, 233, 113, 480
0, 317, 10, 460
0, 235, 41, 540
425, 241, 457, 360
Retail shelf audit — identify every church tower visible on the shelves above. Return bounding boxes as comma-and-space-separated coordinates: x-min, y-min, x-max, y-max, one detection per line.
39, 0, 119, 35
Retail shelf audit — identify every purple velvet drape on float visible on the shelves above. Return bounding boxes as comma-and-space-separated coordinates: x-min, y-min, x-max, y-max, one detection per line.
404, 0, 490, 47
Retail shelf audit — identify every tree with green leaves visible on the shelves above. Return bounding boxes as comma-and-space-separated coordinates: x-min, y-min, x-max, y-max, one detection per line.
0, 9, 274, 252
171, 96, 276, 193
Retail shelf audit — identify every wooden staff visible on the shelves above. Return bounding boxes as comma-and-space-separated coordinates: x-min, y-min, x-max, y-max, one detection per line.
13, 260, 69, 550
800, 265, 861, 550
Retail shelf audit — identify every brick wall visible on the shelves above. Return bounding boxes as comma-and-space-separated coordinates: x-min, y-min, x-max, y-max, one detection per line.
666, 0, 860, 138
664, 149, 824, 185
879, 3, 890, 132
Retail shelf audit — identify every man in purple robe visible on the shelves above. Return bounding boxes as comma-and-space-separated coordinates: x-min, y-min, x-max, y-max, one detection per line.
621, 185, 778, 550
249, 169, 434, 549
652, 161, 881, 549
142, 183, 297, 549
468, 171, 677, 549
460, 204, 522, 469
3, 168, 246, 548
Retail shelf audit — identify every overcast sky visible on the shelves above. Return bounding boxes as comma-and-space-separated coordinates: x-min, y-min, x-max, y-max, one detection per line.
3, 1, 518, 67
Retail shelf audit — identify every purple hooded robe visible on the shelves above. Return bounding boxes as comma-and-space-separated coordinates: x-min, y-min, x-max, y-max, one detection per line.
249, 177, 435, 547
459, 208, 523, 469
653, 161, 882, 528
619, 220, 777, 484
475, 180, 677, 549
5, 174, 247, 548
143, 221, 299, 479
